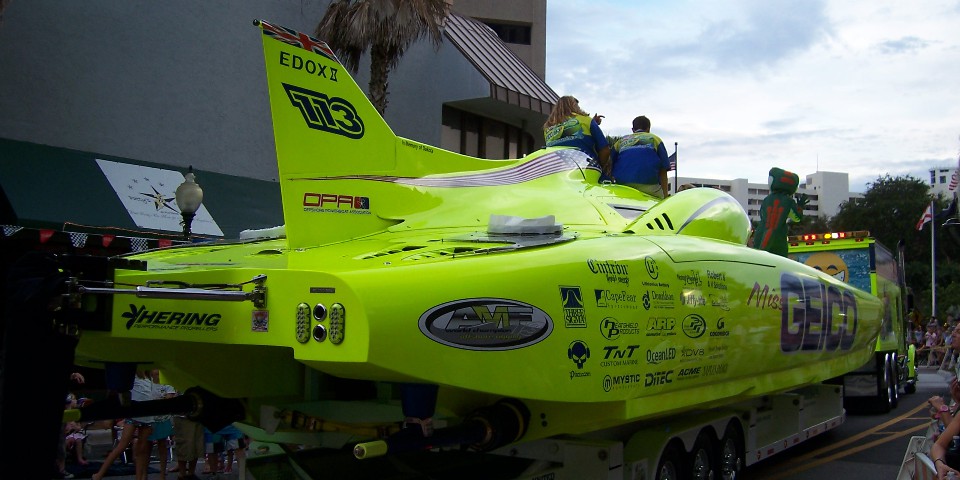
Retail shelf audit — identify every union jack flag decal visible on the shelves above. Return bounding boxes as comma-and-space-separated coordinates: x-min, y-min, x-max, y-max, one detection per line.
257, 19, 339, 64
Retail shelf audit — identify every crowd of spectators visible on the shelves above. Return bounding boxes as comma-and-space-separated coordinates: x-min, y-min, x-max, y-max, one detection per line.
911, 313, 960, 370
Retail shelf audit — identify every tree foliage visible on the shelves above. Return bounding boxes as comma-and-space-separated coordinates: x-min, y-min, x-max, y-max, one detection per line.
830, 174, 960, 317
315, 0, 450, 115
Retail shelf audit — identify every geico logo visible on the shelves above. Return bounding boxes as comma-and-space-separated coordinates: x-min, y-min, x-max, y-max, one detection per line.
282, 83, 364, 139
302, 193, 368, 209
779, 273, 859, 352
645, 370, 673, 386
603, 345, 640, 359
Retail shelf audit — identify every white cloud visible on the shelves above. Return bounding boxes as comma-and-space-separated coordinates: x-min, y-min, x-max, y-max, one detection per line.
546, 0, 960, 193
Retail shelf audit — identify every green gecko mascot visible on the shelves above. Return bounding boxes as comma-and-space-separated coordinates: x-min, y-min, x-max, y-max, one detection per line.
752, 167, 808, 256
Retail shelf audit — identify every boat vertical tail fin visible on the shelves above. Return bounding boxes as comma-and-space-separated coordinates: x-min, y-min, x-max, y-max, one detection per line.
255, 20, 399, 247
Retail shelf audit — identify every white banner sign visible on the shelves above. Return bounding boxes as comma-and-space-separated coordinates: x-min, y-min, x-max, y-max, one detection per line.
96, 159, 224, 236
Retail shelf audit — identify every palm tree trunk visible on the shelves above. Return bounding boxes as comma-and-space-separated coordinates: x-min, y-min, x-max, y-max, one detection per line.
369, 43, 391, 116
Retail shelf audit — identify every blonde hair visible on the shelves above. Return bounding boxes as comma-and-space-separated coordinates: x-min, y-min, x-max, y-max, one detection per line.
544, 95, 589, 129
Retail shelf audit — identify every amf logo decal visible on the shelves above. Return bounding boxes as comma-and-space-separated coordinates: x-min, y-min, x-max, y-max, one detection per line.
419, 298, 553, 351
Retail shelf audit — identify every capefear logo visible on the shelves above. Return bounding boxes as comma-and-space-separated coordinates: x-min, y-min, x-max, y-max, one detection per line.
121, 304, 222, 330
559, 286, 586, 328
780, 272, 859, 352
282, 83, 364, 139
419, 298, 553, 351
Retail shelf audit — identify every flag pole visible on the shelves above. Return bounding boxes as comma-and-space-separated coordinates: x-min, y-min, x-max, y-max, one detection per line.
932, 199, 937, 318
673, 142, 678, 194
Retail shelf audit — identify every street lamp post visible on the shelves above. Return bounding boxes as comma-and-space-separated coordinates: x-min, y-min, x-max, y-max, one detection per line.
175, 166, 204, 241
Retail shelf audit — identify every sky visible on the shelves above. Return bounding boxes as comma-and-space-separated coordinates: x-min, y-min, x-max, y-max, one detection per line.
544, 0, 960, 193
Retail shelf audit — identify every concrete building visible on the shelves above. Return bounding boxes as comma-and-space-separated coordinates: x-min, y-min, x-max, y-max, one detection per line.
670, 171, 860, 224
929, 167, 959, 199
0, 0, 554, 242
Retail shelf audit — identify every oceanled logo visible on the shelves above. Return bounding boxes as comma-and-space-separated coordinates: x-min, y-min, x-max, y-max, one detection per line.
559, 286, 586, 328
419, 298, 553, 351
282, 83, 364, 139
121, 304, 222, 331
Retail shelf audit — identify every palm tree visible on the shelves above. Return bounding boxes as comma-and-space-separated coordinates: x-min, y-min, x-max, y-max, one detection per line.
315, 0, 451, 115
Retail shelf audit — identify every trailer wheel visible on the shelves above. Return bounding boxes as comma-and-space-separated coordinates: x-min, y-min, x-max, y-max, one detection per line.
875, 355, 893, 413
691, 430, 717, 480
719, 422, 744, 480
655, 441, 686, 480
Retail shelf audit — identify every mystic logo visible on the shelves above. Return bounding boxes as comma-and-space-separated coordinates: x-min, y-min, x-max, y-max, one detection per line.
780, 273, 859, 352
121, 304, 221, 331
602, 373, 643, 392
419, 298, 553, 351
282, 83, 364, 139
682, 314, 707, 338
747, 282, 782, 311
560, 286, 586, 328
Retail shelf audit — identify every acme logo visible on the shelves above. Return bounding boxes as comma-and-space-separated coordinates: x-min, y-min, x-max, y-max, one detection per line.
282, 83, 364, 139
122, 304, 222, 330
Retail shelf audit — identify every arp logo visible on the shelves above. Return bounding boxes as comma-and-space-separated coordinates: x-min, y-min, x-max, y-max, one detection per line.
283, 83, 364, 139
780, 272, 858, 352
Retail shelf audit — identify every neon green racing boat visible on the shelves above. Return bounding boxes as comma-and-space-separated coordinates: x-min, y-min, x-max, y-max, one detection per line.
63, 20, 884, 461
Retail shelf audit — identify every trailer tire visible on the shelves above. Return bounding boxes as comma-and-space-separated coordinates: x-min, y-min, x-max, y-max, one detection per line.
719, 422, 744, 480
888, 357, 900, 409
691, 430, 718, 480
655, 441, 686, 480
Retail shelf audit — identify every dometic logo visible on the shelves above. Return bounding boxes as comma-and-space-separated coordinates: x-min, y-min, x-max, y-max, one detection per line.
559, 286, 586, 328
682, 314, 707, 338
419, 299, 553, 351
303, 193, 370, 214
587, 259, 630, 285
602, 373, 643, 392
599, 317, 641, 340
121, 305, 221, 331
646, 347, 676, 365
645, 370, 673, 387
282, 83, 364, 139
594, 289, 638, 309
780, 272, 859, 352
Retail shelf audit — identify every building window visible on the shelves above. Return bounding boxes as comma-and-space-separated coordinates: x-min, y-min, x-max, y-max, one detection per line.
441, 105, 534, 159
942, 175, 948, 184
931, 171, 937, 184
482, 21, 532, 45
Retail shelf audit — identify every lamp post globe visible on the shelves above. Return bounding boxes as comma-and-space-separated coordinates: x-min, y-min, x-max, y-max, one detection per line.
175, 167, 203, 240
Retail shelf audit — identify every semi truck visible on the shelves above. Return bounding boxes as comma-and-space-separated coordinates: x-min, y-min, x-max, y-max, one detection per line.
789, 230, 916, 412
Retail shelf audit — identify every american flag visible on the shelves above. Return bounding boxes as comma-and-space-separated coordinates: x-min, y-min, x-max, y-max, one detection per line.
668, 151, 677, 172
258, 20, 339, 63
916, 203, 933, 231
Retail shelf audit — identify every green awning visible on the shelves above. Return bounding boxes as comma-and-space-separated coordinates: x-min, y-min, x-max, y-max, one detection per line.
0, 138, 283, 240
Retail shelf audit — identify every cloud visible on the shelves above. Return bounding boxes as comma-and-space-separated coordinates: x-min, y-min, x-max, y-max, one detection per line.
874, 36, 930, 55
